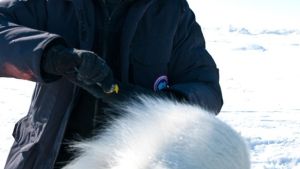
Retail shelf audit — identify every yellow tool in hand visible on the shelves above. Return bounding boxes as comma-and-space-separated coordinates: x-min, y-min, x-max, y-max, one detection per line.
97, 83, 119, 94
109, 84, 119, 94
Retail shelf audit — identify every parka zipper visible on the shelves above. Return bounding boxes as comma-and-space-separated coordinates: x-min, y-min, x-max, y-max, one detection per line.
94, 0, 125, 129
100, 0, 125, 59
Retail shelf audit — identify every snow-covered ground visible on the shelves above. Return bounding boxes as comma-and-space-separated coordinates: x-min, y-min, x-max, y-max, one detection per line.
207, 26, 300, 169
1, 0, 300, 168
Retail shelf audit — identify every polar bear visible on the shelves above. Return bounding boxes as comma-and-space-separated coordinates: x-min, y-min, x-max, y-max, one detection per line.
63, 95, 250, 169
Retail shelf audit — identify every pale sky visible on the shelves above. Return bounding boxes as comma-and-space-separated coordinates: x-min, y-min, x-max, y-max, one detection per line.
188, 0, 300, 28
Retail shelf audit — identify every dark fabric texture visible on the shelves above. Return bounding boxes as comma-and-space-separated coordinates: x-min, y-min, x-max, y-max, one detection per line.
93, 0, 133, 81
0, 0, 223, 168
54, 1, 131, 166
53, 89, 99, 169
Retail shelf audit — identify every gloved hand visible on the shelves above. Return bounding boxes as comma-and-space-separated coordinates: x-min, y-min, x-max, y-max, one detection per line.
42, 44, 115, 98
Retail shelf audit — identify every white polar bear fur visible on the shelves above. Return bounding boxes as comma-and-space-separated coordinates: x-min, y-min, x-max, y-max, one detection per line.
63, 95, 250, 169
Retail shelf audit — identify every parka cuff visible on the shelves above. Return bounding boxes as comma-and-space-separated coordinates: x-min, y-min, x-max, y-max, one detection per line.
169, 82, 223, 114
40, 38, 69, 82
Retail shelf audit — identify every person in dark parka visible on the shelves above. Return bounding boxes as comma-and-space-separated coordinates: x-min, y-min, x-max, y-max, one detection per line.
0, 0, 223, 168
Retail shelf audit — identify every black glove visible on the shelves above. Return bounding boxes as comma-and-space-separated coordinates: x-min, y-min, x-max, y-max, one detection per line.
42, 44, 115, 98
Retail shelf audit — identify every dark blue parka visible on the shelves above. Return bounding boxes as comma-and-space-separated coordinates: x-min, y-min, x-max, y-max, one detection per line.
0, 0, 223, 168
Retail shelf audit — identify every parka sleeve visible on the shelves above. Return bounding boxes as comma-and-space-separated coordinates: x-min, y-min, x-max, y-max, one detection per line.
168, 0, 223, 114
0, 0, 64, 82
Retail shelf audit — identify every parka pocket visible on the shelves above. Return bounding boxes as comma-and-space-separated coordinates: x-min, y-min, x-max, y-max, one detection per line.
12, 116, 43, 152
130, 38, 172, 89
